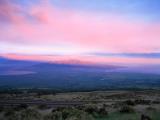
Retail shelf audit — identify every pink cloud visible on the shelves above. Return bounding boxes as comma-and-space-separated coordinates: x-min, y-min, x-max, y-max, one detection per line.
0, 0, 160, 55
1, 54, 160, 65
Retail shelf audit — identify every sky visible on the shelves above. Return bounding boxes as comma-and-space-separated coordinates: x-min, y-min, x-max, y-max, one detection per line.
0, 0, 160, 65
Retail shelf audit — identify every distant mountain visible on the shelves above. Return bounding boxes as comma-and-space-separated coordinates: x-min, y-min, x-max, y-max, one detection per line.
0, 57, 41, 66
0, 57, 160, 91
0, 56, 120, 73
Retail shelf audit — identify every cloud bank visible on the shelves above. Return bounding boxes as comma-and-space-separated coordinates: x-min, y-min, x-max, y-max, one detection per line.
0, 0, 160, 64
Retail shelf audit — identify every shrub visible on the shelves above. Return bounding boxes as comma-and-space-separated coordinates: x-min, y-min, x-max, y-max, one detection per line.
48, 107, 95, 120
84, 104, 108, 118
146, 106, 156, 111
4, 109, 15, 117
61, 109, 70, 119
135, 99, 151, 105
44, 111, 62, 120
97, 107, 108, 116
119, 105, 135, 113
152, 100, 160, 104
19, 104, 28, 109
14, 104, 28, 111
38, 104, 49, 110
84, 106, 97, 114
141, 114, 152, 120
20, 108, 41, 120
0, 106, 4, 113
83, 104, 99, 114
124, 100, 135, 106
6, 112, 21, 120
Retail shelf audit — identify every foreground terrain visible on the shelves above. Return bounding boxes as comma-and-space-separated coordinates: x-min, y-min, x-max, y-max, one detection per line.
0, 90, 160, 120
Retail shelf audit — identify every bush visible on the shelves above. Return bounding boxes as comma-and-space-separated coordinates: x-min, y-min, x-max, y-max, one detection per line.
124, 100, 135, 106
152, 100, 160, 104
0, 106, 4, 113
135, 99, 151, 105
38, 104, 49, 110
84, 106, 97, 114
146, 106, 156, 111
20, 108, 41, 120
48, 107, 95, 120
119, 105, 135, 113
6, 112, 21, 120
4, 109, 15, 117
84, 104, 108, 118
14, 104, 28, 111
97, 107, 108, 116
44, 111, 62, 120
19, 104, 28, 109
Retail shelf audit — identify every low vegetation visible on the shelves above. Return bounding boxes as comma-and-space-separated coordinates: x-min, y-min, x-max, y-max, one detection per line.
0, 90, 159, 120
119, 105, 135, 113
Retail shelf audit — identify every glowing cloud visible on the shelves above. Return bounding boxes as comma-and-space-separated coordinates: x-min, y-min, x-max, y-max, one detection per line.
0, 0, 160, 64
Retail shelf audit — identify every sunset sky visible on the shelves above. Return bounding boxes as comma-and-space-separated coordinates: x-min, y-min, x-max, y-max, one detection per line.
0, 0, 160, 65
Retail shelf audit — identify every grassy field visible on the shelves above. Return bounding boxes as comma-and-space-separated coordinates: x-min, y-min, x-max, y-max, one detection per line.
0, 90, 160, 120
